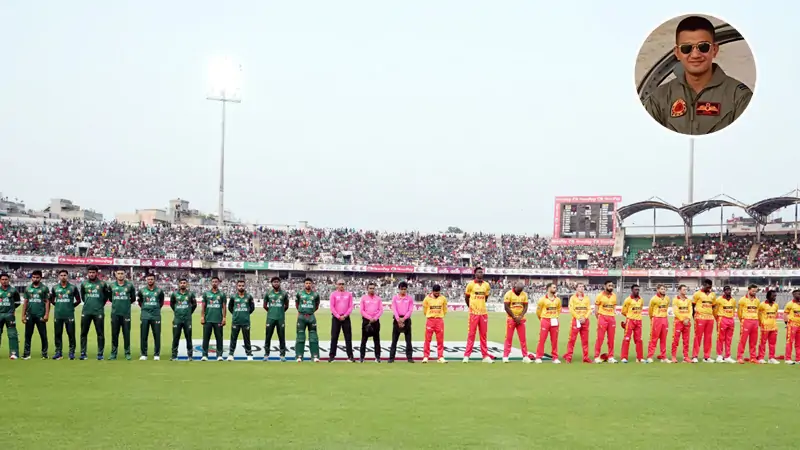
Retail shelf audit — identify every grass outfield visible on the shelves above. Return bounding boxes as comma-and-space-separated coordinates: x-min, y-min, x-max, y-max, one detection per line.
3, 309, 799, 449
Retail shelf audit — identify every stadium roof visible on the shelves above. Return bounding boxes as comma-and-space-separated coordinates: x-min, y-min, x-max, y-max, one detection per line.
679, 199, 745, 219
616, 200, 684, 222
747, 196, 800, 221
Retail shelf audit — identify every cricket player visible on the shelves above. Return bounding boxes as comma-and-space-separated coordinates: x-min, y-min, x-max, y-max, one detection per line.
80, 265, 110, 360
784, 290, 800, 365
109, 269, 136, 361
295, 277, 321, 362
228, 280, 255, 361
0, 272, 22, 359
692, 279, 716, 363
50, 270, 82, 360
170, 278, 197, 361
594, 280, 618, 364
565, 283, 591, 364
502, 281, 529, 364
671, 284, 693, 363
463, 267, 492, 363
390, 281, 414, 363
713, 286, 737, 363
620, 285, 644, 363
137, 273, 165, 361
737, 284, 760, 364
645, 284, 669, 363
329, 279, 355, 363
757, 290, 780, 364
21, 270, 50, 360
264, 276, 289, 361
200, 277, 227, 361
422, 284, 447, 363
536, 283, 561, 364
359, 282, 383, 363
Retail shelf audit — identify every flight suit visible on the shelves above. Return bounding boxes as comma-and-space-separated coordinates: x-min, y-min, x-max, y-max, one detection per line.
643, 64, 752, 135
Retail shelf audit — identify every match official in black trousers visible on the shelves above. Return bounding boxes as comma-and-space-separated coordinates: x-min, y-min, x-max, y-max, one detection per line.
359, 282, 383, 362
389, 281, 414, 363
328, 280, 355, 362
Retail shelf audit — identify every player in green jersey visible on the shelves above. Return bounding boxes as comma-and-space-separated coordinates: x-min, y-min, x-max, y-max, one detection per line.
80, 266, 111, 360
50, 270, 82, 360
295, 277, 321, 362
200, 277, 227, 361
109, 269, 136, 360
170, 278, 197, 361
227, 280, 255, 361
264, 276, 290, 361
21, 270, 50, 360
0, 272, 22, 359
137, 273, 165, 361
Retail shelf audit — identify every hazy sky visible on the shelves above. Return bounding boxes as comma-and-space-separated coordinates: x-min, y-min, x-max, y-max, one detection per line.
1, 1, 797, 235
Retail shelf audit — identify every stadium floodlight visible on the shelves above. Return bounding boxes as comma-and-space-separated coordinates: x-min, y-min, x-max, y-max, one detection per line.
206, 56, 243, 227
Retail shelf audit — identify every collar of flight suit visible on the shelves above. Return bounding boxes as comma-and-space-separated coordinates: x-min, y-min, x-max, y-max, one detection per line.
675, 63, 727, 91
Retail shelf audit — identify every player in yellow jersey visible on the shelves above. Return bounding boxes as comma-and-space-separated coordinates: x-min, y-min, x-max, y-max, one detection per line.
620, 285, 644, 363
565, 283, 591, 364
713, 286, 737, 363
784, 290, 800, 365
736, 284, 760, 364
422, 285, 447, 363
757, 290, 780, 364
671, 284, 693, 363
463, 267, 492, 363
594, 281, 618, 364
502, 282, 530, 363
536, 283, 562, 364
646, 284, 670, 363
691, 279, 716, 363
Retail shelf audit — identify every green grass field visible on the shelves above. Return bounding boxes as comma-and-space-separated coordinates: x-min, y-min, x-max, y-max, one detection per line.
2, 308, 798, 449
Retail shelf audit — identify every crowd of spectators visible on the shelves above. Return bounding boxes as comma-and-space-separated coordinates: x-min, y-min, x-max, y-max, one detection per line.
1, 219, 799, 270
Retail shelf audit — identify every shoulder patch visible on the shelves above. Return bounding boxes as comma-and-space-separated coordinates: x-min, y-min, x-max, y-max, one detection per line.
737, 83, 751, 91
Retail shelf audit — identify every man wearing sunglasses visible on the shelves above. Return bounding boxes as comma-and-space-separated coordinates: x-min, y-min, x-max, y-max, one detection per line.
642, 15, 752, 135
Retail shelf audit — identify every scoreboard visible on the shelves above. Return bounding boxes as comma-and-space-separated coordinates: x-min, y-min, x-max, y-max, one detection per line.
551, 196, 622, 246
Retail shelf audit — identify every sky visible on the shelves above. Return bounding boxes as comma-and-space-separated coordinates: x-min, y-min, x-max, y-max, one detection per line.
1, 1, 798, 236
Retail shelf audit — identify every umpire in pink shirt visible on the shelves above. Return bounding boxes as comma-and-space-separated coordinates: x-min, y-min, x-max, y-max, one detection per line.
328, 279, 355, 362
389, 281, 415, 363
359, 281, 383, 363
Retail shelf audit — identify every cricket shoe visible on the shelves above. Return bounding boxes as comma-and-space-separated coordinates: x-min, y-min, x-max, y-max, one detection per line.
438, 357, 447, 364
69, 353, 75, 360
216, 356, 224, 361
607, 357, 618, 364
552, 359, 562, 364
671, 357, 678, 363
53, 353, 63, 360
187, 356, 193, 361
683, 358, 692, 363
594, 357, 603, 363
263, 356, 270, 362
80, 354, 88, 360
462, 357, 469, 363
786, 360, 796, 365
313, 357, 320, 363
97, 355, 104, 361
246, 356, 253, 361
725, 357, 736, 364
535, 358, 543, 364
422, 357, 429, 363
621, 359, 628, 364
522, 356, 531, 364
125, 354, 132, 361
154, 356, 160, 361
296, 357, 302, 363
645, 358, 653, 364
348, 358, 356, 363
280, 356, 286, 362
662, 359, 671, 364
703, 358, 715, 363
9, 354, 18, 360
22, 356, 31, 361
691, 357, 699, 363
227, 355, 234, 362
502, 357, 509, 363
716, 355, 724, 363
200, 356, 208, 361
737, 359, 746, 364
375, 359, 381, 363
482, 357, 493, 364
769, 358, 780, 365
758, 359, 766, 364
139, 356, 148, 361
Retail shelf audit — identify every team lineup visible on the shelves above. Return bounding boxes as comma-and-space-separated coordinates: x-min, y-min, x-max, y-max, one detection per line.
2, 266, 800, 365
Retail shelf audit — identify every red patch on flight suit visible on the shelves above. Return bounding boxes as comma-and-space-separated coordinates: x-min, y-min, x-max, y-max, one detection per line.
695, 102, 721, 116
671, 98, 687, 118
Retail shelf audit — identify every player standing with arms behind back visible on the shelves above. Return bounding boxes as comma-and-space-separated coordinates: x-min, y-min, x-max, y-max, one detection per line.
21, 270, 50, 360
463, 267, 492, 363
502, 281, 530, 364
646, 284, 669, 363
620, 285, 644, 363
359, 282, 383, 363
389, 281, 414, 363
422, 284, 447, 363
713, 286, 737, 363
200, 277, 227, 361
594, 281, 618, 364
784, 290, 800, 365
109, 269, 136, 361
737, 284, 760, 364
565, 283, 591, 364
170, 278, 197, 361
80, 266, 110, 361
50, 270, 82, 360
227, 280, 255, 361
137, 273, 165, 361
536, 283, 561, 364
0, 272, 22, 359
691, 279, 716, 363
757, 290, 780, 364
264, 277, 289, 361
295, 278, 321, 362
328, 279, 355, 363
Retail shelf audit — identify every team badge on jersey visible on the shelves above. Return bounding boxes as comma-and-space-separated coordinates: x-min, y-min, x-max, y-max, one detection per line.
671, 98, 687, 117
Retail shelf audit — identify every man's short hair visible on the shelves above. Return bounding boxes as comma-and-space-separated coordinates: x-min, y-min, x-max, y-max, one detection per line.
270, 277, 281, 283
702, 279, 713, 286
676, 16, 715, 42
604, 280, 614, 286
367, 281, 376, 287
656, 284, 665, 289
474, 267, 484, 274
723, 285, 731, 291
87, 265, 99, 272
748, 284, 758, 290
211, 276, 220, 282
678, 284, 687, 290
304, 277, 313, 283
0, 272, 8, 279
178, 278, 188, 283
793, 289, 800, 295
58, 269, 68, 276
398, 281, 408, 289
145, 272, 155, 278
31, 270, 42, 277
631, 284, 640, 290
432, 284, 441, 292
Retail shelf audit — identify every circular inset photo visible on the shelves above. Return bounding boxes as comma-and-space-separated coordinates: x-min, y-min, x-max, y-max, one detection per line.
635, 14, 756, 136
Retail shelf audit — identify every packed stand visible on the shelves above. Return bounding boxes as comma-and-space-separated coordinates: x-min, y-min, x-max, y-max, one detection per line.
628, 236, 753, 269
752, 238, 800, 269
